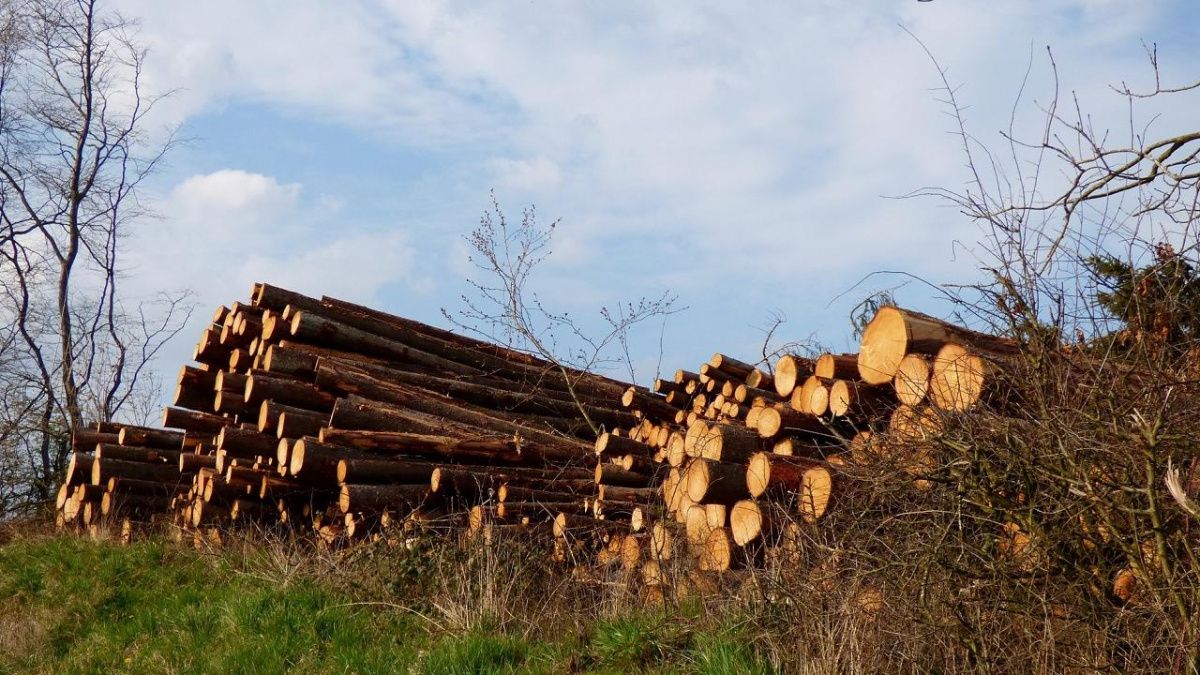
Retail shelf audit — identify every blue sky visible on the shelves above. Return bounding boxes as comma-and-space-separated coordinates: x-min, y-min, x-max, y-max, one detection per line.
112, 1, 1200, 392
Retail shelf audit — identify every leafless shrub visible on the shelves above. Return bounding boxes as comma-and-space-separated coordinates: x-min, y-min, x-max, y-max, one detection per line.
443, 191, 683, 434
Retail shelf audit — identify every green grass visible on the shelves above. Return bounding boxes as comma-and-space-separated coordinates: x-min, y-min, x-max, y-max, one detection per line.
0, 533, 779, 674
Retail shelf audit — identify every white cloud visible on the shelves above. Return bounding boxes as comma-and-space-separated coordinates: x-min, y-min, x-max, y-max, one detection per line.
487, 156, 562, 192
106, 1, 1200, 379
167, 170, 302, 240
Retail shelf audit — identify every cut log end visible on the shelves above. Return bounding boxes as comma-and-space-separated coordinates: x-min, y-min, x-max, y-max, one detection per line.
857, 306, 908, 384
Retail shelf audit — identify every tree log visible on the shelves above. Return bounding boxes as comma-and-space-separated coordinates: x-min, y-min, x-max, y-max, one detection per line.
708, 353, 756, 380
162, 407, 232, 434
773, 354, 816, 398
244, 371, 336, 412
339, 483, 429, 513
684, 459, 749, 504
91, 457, 183, 486
857, 306, 1018, 384
336, 458, 437, 485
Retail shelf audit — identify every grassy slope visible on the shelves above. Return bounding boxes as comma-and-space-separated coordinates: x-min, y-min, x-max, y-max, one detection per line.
0, 534, 773, 674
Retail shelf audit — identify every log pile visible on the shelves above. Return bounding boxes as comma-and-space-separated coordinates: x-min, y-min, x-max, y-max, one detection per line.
55, 282, 643, 547
53, 289, 1025, 595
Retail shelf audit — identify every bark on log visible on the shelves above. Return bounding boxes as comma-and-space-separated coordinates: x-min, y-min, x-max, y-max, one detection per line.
289, 437, 372, 479
72, 430, 119, 452
318, 368, 592, 454
684, 458, 749, 504
218, 426, 282, 460
91, 457, 183, 486
339, 483, 429, 513
162, 407, 232, 434
336, 458, 437, 485
244, 372, 337, 412
118, 426, 185, 450
698, 424, 762, 463
594, 432, 655, 459
95, 443, 181, 465
595, 463, 656, 488
275, 408, 328, 440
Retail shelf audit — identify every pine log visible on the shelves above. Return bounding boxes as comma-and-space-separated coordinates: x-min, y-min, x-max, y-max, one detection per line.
649, 521, 676, 561
621, 388, 678, 421
71, 430, 119, 452
552, 512, 628, 540
91, 457, 182, 486
228, 348, 252, 373
336, 458, 437, 485
117, 426, 185, 450
793, 375, 832, 416
212, 389, 256, 418
318, 370, 592, 454
341, 362, 629, 424
887, 405, 944, 442
193, 328, 233, 367
101, 492, 172, 516
697, 527, 735, 572
275, 408, 328, 440
733, 384, 775, 404
744, 368, 773, 392
857, 306, 1019, 384
595, 463, 656, 488
498, 485, 582, 503
814, 353, 859, 380
684, 458, 749, 504
928, 343, 1004, 412
893, 353, 932, 406
244, 372, 336, 412
162, 407, 232, 434
214, 370, 247, 395
259, 400, 321, 434
288, 310, 490, 378
289, 438, 372, 479
339, 483, 429, 513
708, 353, 757, 380
180, 454, 218, 473
317, 294, 638, 400
106, 477, 189, 498
666, 433, 687, 468
774, 354, 816, 397
217, 426, 281, 460
594, 432, 654, 459
730, 499, 779, 546
828, 380, 895, 419
755, 405, 828, 439
95, 443, 180, 465
597, 484, 658, 504
251, 283, 327, 315
698, 424, 762, 463
496, 500, 579, 521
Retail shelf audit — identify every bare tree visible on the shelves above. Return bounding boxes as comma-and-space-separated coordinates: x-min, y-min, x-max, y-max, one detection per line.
444, 192, 682, 434
0, 0, 189, 514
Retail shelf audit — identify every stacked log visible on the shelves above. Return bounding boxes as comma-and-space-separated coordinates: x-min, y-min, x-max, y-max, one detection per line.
52, 294, 1030, 601
54, 282, 641, 544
